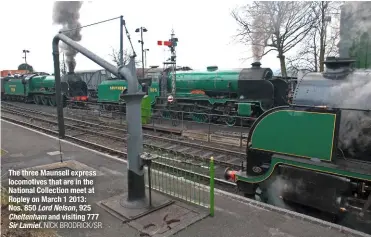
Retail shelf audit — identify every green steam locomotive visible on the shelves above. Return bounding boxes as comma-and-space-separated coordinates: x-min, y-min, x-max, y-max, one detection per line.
225, 57, 371, 223
97, 62, 291, 126
2, 72, 88, 107
2, 62, 293, 127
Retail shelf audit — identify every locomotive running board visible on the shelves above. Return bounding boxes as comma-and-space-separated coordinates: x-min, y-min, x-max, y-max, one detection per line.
236, 154, 371, 183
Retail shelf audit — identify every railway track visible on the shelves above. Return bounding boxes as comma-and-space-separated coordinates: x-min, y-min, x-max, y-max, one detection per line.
3, 101, 252, 139
3, 101, 250, 147
1, 103, 245, 177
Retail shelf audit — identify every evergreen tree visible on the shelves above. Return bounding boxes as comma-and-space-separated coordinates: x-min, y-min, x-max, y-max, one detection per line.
18, 63, 34, 72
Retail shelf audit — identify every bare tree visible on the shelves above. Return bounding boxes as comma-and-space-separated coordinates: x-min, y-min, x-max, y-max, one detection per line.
287, 1, 341, 75
109, 47, 141, 67
231, 1, 318, 77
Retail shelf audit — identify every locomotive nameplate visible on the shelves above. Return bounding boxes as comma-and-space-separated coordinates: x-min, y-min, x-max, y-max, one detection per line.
109, 86, 126, 91
149, 87, 158, 92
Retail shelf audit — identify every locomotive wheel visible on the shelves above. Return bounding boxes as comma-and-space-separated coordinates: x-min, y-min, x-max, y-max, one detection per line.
37, 96, 43, 105
40, 96, 49, 106
34, 95, 42, 105
192, 112, 209, 123
49, 97, 57, 106
226, 116, 237, 127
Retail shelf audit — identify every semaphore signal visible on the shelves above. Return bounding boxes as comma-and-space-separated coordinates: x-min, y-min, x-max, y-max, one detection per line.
157, 40, 172, 46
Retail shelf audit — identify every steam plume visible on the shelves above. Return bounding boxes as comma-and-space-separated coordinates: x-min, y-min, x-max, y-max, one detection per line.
264, 176, 297, 210
327, 71, 371, 156
52, 1, 83, 73
251, 15, 269, 62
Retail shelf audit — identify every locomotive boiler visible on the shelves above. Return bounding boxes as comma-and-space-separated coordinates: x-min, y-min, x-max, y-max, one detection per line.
158, 62, 290, 126
95, 62, 291, 126
225, 57, 371, 221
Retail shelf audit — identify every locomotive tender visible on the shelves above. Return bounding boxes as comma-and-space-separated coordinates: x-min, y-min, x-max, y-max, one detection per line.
225, 57, 371, 219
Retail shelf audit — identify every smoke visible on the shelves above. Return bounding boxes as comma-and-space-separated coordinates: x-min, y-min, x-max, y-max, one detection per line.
327, 71, 371, 156
251, 15, 269, 62
52, 1, 84, 73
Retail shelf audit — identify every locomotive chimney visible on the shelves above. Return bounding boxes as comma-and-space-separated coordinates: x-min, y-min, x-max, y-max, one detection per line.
324, 57, 355, 69
323, 57, 355, 78
251, 62, 262, 69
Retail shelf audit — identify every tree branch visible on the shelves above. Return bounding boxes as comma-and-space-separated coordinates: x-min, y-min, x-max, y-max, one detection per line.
231, 1, 319, 76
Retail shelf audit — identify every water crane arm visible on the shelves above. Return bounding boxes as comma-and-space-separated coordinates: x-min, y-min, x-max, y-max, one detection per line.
53, 33, 138, 93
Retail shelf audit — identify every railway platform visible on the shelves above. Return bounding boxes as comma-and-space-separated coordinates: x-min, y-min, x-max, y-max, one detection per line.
1, 120, 370, 237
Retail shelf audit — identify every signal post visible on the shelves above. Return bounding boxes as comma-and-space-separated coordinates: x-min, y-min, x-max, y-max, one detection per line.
157, 30, 178, 97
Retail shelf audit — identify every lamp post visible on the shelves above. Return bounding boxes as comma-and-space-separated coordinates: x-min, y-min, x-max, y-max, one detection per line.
22, 49, 30, 64
135, 27, 147, 78
144, 49, 149, 68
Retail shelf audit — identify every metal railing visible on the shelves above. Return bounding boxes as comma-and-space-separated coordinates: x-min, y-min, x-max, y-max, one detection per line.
64, 101, 250, 147
143, 153, 215, 216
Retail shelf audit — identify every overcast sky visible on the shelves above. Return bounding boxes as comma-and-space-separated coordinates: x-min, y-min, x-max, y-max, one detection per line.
0, 0, 285, 74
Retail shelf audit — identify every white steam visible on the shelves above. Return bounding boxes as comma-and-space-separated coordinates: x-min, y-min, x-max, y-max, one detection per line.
327, 71, 371, 156
251, 15, 269, 62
